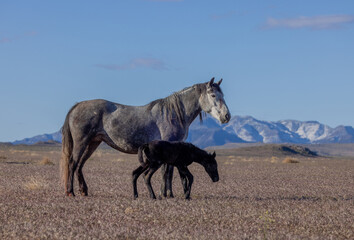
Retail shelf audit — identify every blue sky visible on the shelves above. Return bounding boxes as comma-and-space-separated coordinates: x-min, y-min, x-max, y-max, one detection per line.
1, 0, 354, 142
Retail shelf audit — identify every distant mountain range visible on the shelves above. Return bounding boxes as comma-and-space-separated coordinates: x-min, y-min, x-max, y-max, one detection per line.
187, 116, 354, 148
9, 116, 354, 148
12, 131, 62, 145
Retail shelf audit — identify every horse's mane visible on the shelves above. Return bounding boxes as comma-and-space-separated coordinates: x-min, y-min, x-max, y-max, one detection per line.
147, 83, 207, 125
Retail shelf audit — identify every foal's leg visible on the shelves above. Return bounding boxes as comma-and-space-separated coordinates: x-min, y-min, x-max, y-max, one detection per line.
177, 167, 188, 195
132, 165, 148, 199
160, 164, 174, 198
76, 141, 101, 196
177, 166, 194, 199
144, 166, 159, 199
166, 164, 174, 198
160, 164, 167, 198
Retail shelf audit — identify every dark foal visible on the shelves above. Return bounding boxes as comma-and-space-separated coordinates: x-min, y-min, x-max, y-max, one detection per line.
132, 140, 219, 199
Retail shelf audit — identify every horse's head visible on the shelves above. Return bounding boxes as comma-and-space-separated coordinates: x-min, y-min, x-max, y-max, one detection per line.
200, 77, 231, 124
203, 151, 219, 182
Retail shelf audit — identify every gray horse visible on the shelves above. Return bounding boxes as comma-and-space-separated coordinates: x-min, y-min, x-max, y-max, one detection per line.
60, 77, 231, 197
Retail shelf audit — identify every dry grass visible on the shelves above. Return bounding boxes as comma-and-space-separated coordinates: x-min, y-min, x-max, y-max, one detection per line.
39, 156, 55, 165
270, 156, 278, 163
282, 157, 300, 163
23, 177, 48, 190
0, 144, 353, 239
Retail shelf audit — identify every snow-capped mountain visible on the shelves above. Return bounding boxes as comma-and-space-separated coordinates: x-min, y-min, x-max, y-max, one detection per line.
186, 115, 354, 147
10, 116, 354, 148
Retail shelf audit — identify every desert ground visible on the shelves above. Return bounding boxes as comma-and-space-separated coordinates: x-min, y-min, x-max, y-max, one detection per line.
0, 143, 353, 239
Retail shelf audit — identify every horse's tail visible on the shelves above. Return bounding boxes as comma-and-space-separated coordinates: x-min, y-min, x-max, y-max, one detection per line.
60, 103, 78, 191
138, 143, 150, 167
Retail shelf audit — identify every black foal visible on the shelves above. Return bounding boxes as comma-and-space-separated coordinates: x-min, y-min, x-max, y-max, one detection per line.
132, 140, 219, 199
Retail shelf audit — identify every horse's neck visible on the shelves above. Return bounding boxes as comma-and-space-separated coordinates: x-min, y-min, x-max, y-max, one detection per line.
177, 87, 202, 126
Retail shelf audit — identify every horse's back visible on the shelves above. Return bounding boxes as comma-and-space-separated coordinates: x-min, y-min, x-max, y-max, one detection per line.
68, 99, 110, 124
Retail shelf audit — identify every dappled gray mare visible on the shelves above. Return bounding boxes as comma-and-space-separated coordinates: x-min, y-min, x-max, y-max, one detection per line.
60, 78, 230, 197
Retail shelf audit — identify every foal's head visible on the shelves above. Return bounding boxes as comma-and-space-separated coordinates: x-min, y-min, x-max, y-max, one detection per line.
199, 78, 231, 124
201, 151, 219, 182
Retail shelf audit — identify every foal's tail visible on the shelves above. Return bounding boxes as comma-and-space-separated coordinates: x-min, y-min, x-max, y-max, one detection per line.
60, 103, 78, 191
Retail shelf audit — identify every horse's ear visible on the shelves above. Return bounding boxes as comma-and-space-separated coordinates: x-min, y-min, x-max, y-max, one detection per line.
217, 78, 223, 86
208, 77, 215, 88
212, 151, 216, 158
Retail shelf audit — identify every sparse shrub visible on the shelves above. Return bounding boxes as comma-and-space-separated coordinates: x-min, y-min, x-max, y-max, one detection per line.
124, 207, 134, 215
259, 210, 275, 239
39, 157, 54, 165
282, 157, 299, 164
270, 156, 278, 163
24, 177, 48, 190
0, 155, 7, 160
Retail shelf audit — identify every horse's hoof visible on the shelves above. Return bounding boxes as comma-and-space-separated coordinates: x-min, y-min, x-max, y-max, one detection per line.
65, 192, 75, 197
80, 192, 88, 196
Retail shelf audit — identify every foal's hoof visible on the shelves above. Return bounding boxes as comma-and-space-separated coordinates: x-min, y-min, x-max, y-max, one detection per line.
166, 190, 174, 199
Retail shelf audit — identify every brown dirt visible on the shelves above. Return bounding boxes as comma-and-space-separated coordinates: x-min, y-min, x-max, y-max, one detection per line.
0, 145, 353, 239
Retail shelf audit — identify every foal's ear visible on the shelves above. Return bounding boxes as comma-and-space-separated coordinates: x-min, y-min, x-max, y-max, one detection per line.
217, 78, 223, 86
208, 77, 215, 88
212, 151, 216, 158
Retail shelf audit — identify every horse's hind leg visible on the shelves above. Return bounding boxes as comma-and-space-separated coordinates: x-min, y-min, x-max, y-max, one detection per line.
67, 157, 78, 196
76, 141, 101, 196
67, 143, 87, 196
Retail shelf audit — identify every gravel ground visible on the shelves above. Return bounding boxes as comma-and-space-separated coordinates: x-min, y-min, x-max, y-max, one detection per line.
0, 145, 353, 239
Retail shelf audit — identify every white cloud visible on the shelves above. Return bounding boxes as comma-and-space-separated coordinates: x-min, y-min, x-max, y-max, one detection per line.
264, 15, 354, 30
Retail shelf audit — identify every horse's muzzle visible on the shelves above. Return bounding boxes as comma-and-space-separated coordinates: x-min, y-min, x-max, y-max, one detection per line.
212, 176, 219, 182
221, 113, 231, 124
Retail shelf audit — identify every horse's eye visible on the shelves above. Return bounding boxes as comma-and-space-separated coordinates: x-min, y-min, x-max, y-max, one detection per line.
211, 94, 216, 98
